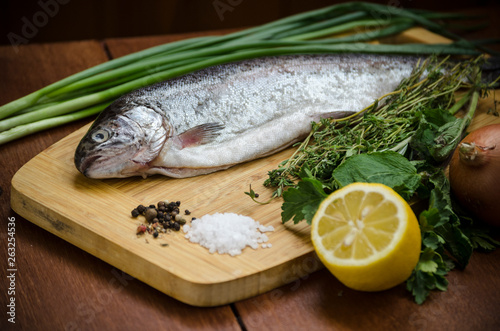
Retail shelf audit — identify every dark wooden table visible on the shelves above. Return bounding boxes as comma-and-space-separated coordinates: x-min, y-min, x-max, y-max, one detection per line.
1, 6, 500, 331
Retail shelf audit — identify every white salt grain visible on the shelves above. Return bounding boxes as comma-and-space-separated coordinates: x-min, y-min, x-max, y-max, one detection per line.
183, 212, 274, 256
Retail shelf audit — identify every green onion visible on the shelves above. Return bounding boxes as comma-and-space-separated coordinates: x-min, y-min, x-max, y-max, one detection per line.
0, 102, 110, 145
0, 1, 493, 144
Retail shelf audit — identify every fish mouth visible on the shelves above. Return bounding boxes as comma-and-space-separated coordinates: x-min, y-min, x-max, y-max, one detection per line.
77, 155, 102, 177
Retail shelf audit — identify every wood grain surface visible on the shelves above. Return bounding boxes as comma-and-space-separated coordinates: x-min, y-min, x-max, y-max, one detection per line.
1, 4, 500, 330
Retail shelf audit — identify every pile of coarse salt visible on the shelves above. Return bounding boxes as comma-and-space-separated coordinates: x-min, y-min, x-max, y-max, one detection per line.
183, 212, 274, 256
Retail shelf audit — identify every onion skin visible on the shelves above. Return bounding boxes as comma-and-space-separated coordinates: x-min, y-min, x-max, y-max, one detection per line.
449, 124, 500, 227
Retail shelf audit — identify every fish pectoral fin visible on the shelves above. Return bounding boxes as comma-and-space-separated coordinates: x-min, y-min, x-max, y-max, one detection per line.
178, 122, 225, 148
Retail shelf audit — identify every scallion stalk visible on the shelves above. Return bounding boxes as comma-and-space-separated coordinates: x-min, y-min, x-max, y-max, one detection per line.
0, 102, 110, 145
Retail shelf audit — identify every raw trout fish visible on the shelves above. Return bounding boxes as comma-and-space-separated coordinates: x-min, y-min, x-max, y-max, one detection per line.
75, 54, 417, 179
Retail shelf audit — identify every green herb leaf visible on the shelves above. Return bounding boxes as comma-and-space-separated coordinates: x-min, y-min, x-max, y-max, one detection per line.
419, 207, 442, 232
407, 247, 451, 304
410, 108, 464, 163
332, 151, 421, 200
417, 248, 439, 273
417, 165, 474, 267
460, 223, 500, 251
406, 270, 439, 305
422, 231, 444, 251
435, 223, 473, 268
281, 176, 328, 224
468, 232, 500, 251
423, 186, 455, 228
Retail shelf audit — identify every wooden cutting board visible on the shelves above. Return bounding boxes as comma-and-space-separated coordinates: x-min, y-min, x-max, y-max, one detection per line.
11, 122, 319, 307
10, 28, 500, 307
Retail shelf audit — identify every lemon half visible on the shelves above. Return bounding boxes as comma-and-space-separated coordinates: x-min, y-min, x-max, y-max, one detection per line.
311, 182, 421, 292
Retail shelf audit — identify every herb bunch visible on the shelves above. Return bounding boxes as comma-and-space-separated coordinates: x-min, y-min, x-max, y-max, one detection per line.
253, 55, 500, 304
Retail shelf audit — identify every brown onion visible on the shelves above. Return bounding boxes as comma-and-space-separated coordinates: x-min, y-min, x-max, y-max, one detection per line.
449, 123, 500, 227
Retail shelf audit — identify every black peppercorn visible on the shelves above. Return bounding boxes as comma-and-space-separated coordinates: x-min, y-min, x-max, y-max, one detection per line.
137, 204, 146, 214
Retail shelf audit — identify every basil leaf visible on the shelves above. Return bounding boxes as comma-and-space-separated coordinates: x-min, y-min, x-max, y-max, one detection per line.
332, 151, 421, 201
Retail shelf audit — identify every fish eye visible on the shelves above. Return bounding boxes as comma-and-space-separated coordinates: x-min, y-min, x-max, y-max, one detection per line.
91, 129, 110, 143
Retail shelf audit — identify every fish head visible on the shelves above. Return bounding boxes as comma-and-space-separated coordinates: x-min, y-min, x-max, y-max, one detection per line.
74, 104, 171, 178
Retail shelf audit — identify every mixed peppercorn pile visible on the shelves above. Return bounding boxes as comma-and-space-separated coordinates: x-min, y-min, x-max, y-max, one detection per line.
131, 200, 192, 239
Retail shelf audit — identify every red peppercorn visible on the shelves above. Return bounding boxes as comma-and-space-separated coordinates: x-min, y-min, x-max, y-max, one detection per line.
136, 224, 147, 235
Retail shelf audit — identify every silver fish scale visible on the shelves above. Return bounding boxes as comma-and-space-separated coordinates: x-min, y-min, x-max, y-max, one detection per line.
119, 54, 417, 143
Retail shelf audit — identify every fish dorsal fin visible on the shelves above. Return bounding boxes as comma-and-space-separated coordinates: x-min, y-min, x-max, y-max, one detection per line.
178, 122, 225, 148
